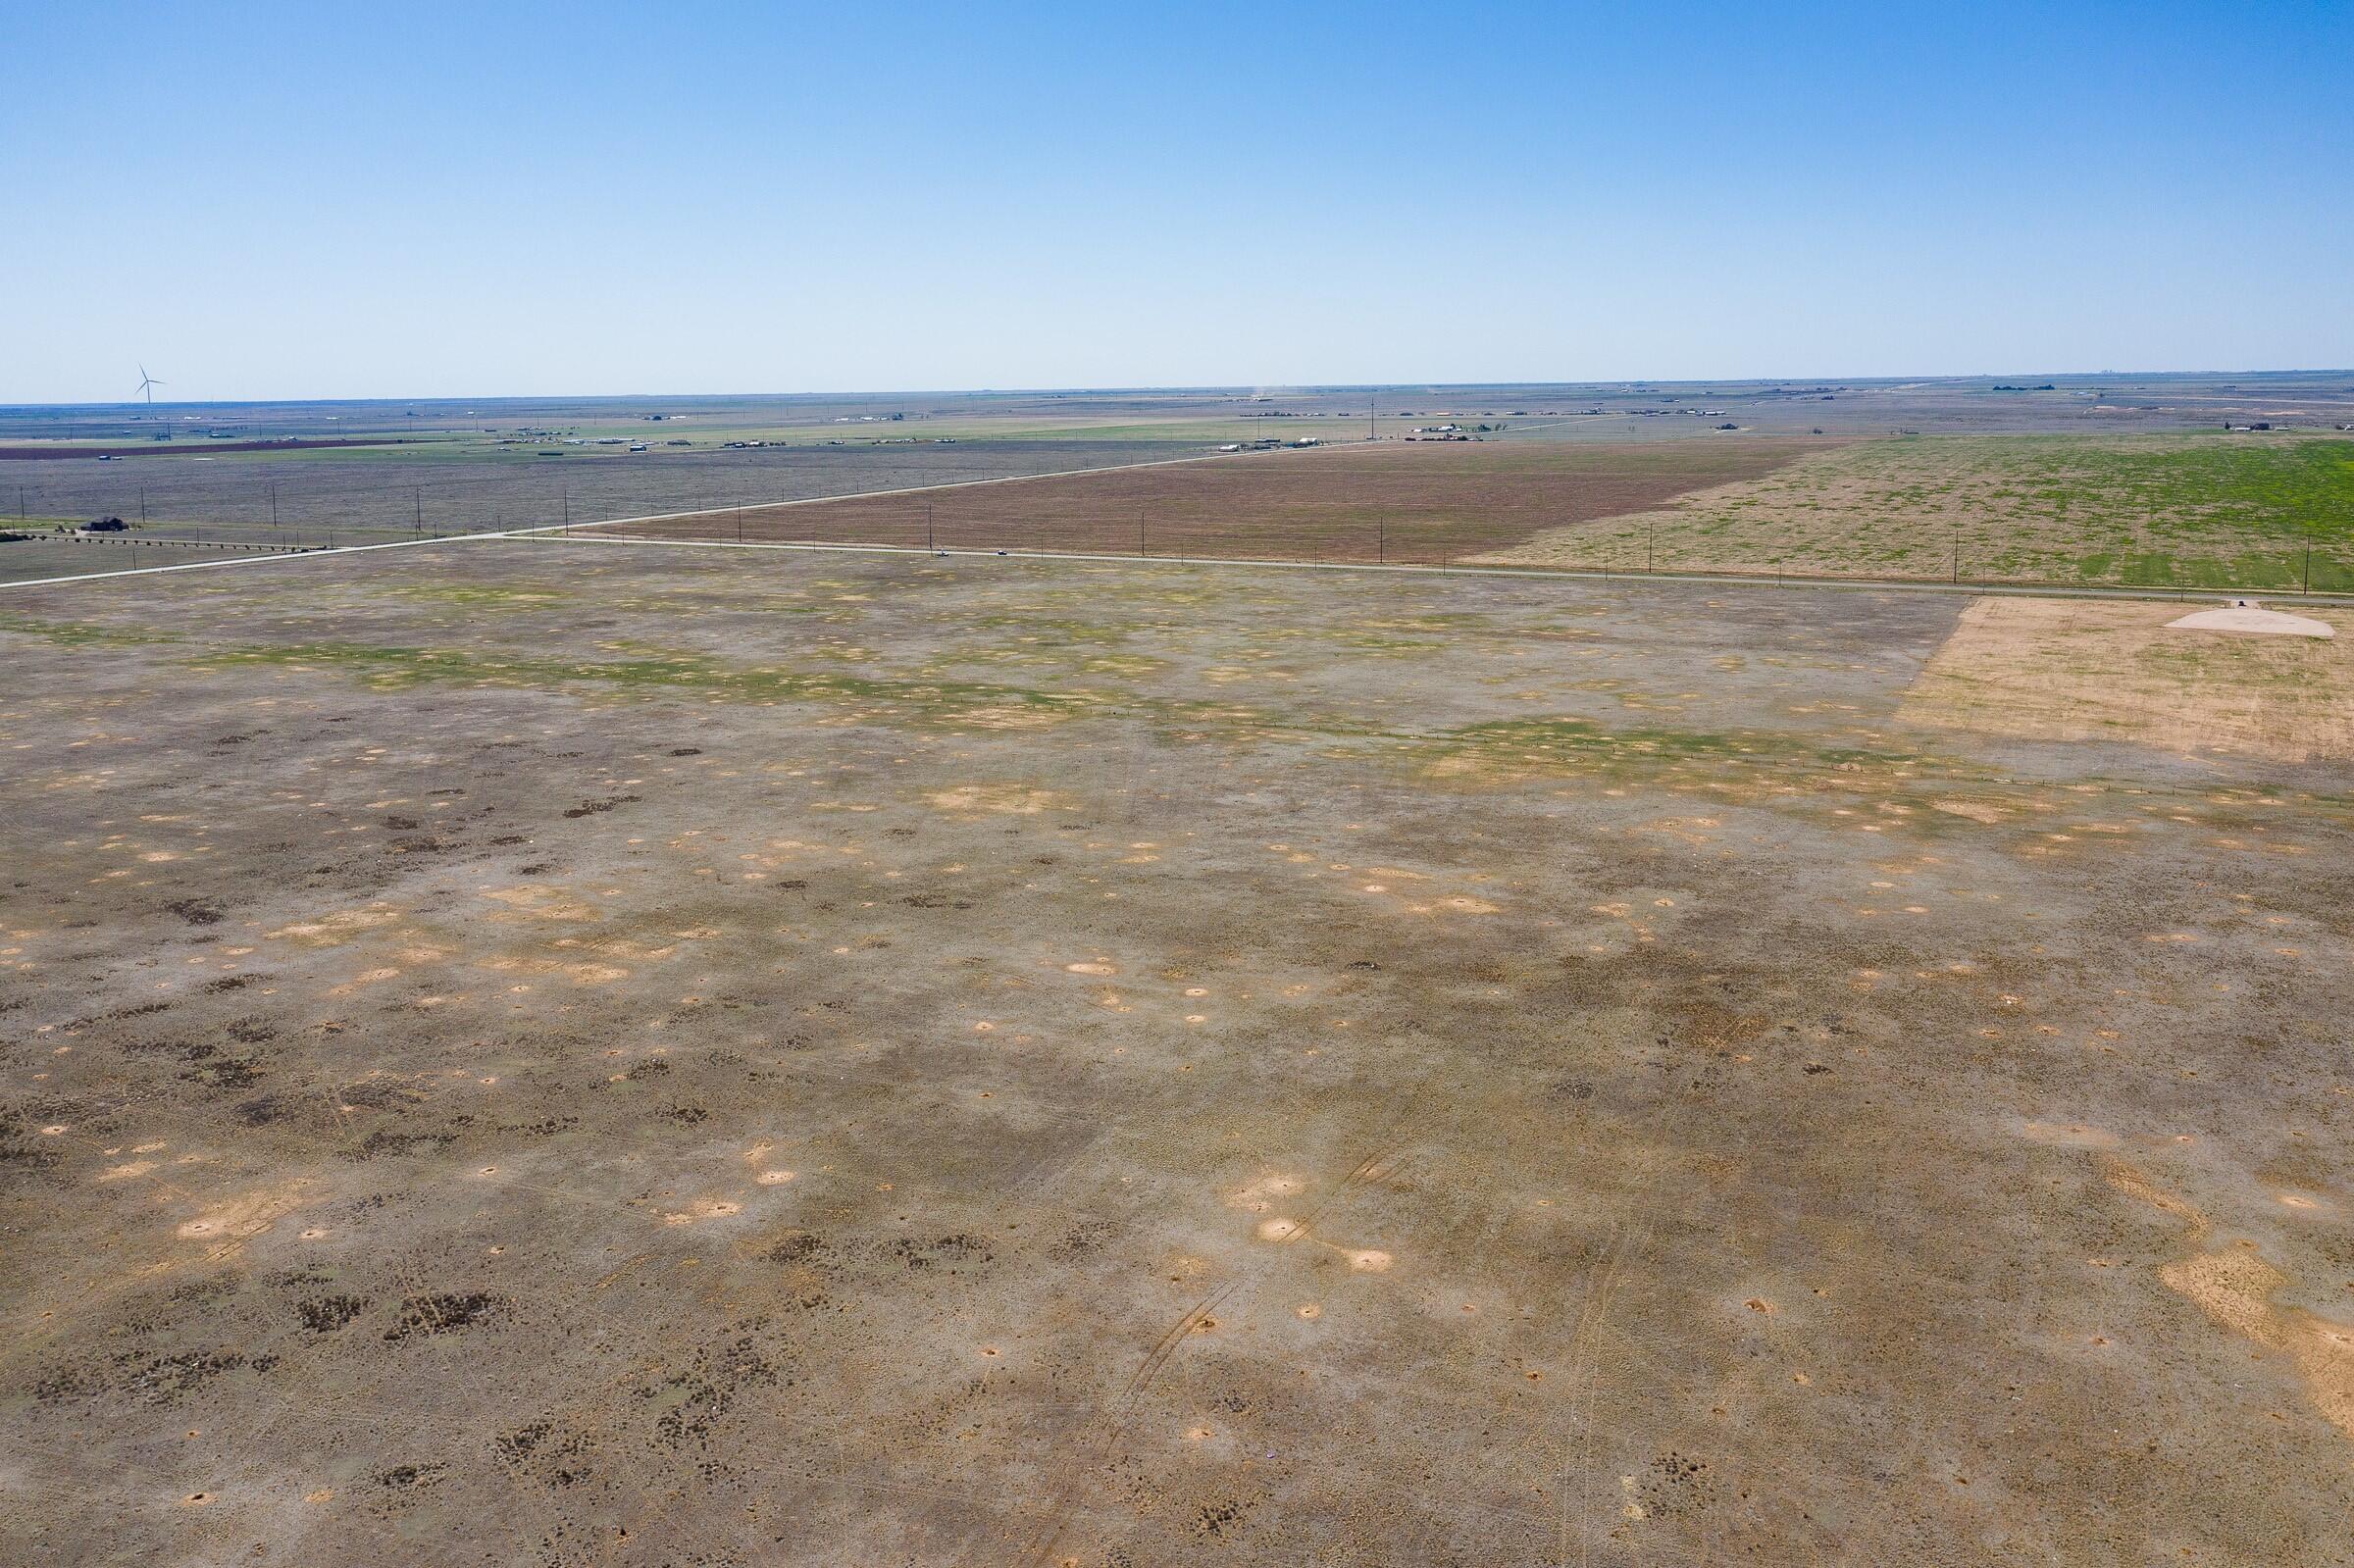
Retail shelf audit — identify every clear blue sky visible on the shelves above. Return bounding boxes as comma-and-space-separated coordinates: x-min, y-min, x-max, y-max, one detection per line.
4, 1, 2349, 402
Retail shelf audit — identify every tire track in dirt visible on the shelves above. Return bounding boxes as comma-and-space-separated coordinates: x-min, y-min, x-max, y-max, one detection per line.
1006, 1107, 1422, 1567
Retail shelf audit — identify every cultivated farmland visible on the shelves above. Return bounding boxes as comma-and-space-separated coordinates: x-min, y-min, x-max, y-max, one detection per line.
606, 439, 1825, 562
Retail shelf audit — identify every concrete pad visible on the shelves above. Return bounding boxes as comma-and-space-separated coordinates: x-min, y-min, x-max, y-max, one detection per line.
2167, 599, 2336, 637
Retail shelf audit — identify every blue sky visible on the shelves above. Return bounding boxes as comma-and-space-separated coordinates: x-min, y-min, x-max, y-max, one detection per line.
3, 1, 2349, 401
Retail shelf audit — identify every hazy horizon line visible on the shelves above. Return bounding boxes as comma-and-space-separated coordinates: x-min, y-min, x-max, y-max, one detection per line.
7, 367, 2351, 414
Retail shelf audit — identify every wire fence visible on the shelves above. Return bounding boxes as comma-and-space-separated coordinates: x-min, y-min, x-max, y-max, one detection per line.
6, 471, 597, 551
6, 462, 2349, 599
0, 442, 1192, 551
586, 494, 2354, 599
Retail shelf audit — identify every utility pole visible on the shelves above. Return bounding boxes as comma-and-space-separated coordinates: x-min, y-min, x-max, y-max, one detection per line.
927, 498, 936, 552
414, 486, 423, 536
562, 487, 570, 531
1368, 394, 1375, 442
2304, 540, 2313, 593
270, 483, 278, 531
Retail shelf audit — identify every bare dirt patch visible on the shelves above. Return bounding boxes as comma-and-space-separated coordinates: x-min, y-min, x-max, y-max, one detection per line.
607, 439, 1822, 563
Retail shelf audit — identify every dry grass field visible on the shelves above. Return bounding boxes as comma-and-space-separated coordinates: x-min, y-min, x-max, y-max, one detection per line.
4, 538, 2353, 1566
0, 536, 280, 586
1903, 597, 2354, 762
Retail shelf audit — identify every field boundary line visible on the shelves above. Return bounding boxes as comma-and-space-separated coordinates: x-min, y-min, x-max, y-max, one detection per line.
523, 531, 2354, 609
0, 441, 1330, 592
10, 430, 2345, 607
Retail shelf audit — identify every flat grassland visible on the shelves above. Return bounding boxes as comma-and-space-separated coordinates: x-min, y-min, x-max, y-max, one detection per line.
611, 439, 1823, 561
4, 542, 2351, 1565
1481, 432, 2354, 590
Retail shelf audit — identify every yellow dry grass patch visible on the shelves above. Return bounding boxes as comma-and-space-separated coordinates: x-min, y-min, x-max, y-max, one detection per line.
479, 885, 601, 922
950, 704, 1068, 732
2161, 1248, 2354, 1437
2097, 1151, 2354, 1438
266, 907, 401, 946
176, 1181, 316, 1247
926, 784, 1071, 815
1901, 596, 2354, 762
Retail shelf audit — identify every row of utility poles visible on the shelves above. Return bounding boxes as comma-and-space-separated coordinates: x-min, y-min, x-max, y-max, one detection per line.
7, 473, 2338, 594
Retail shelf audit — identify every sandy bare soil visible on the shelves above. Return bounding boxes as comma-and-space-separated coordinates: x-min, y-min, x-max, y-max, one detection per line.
3, 544, 2351, 1566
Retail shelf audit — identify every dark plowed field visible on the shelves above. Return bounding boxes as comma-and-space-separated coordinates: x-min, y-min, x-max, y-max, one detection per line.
609, 439, 1830, 564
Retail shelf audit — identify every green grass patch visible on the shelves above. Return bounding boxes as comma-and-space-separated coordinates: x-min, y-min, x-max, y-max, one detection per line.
1561, 433, 2354, 590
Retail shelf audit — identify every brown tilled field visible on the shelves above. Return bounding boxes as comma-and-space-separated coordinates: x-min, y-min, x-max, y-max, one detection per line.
4, 538, 2352, 1566
605, 439, 1828, 563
